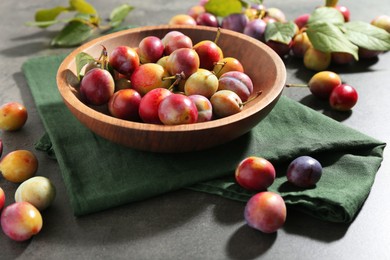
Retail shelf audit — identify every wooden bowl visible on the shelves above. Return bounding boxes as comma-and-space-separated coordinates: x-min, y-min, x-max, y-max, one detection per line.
57, 25, 286, 153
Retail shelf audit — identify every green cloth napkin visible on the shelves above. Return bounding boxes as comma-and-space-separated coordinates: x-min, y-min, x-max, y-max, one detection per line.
22, 54, 385, 223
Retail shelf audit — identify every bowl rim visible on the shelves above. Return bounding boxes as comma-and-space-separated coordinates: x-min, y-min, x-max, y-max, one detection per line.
56, 24, 286, 133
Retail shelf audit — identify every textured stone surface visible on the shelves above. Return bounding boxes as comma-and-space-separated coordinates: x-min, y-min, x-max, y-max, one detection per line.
1, 1, 390, 259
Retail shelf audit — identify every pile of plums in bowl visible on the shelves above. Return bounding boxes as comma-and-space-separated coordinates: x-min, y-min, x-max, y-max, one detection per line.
56, 25, 286, 153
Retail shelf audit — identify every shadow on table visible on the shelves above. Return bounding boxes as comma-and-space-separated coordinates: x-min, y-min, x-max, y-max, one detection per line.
0, 30, 65, 57
214, 196, 348, 260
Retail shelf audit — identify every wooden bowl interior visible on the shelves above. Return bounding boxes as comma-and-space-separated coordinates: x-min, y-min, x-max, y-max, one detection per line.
57, 25, 286, 152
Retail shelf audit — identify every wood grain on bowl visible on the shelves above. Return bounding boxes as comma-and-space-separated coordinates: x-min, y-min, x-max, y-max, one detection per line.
57, 25, 286, 153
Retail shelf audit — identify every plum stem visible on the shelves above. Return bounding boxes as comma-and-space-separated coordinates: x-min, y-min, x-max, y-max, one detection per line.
241, 91, 263, 107
214, 28, 221, 44
213, 61, 227, 76
164, 72, 185, 92
325, 0, 339, 7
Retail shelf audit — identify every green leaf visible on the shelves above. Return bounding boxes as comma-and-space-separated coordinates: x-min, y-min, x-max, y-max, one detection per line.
34, 6, 70, 28
264, 21, 296, 44
344, 21, 390, 51
75, 52, 95, 78
306, 22, 359, 60
308, 7, 344, 26
109, 4, 134, 28
205, 0, 242, 17
51, 20, 93, 47
69, 0, 97, 15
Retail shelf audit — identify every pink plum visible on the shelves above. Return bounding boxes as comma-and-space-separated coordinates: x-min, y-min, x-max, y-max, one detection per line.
168, 14, 197, 26
243, 19, 267, 41
187, 5, 205, 20
308, 71, 342, 99
164, 33, 193, 56
108, 89, 142, 121
218, 71, 254, 102
244, 191, 287, 233
166, 48, 200, 79
137, 36, 164, 64
109, 46, 140, 76
329, 84, 358, 111
210, 90, 243, 118
235, 156, 276, 191
139, 88, 172, 124
158, 93, 198, 125
213, 57, 244, 78
294, 13, 310, 29
1, 202, 43, 241
79, 68, 115, 105
161, 31, 184, 46
335, 5, 350, 22
130, 63, 171, 96
193, 40, 224, 71
188, 95, 213, 122
196, 12, 219, 27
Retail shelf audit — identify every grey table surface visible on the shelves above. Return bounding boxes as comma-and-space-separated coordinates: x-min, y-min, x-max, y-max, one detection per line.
1, 0, 390, 259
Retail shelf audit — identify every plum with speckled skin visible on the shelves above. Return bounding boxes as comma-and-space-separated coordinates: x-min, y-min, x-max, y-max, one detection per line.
287, 156, 322, 187
244, 191, 286, 233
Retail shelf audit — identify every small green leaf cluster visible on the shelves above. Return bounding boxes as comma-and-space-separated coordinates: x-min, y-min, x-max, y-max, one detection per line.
26, 0, 134, 47
306, 7, 390, 60
202, 0, 390, 70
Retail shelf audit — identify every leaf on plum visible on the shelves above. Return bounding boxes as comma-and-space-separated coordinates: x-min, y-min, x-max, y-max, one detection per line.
344, 21, 390, 51
306, 22, 359, 60
109, 4, 134, 28
51, 20, 93, 47
205, 0, 242, 17
75, 52, 95, 78
33, 6, 70, 28
265, 22, 296, 44
308, 7, 344, 26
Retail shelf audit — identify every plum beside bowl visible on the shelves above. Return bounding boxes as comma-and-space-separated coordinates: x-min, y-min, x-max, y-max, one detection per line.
56, 25, 286, 153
